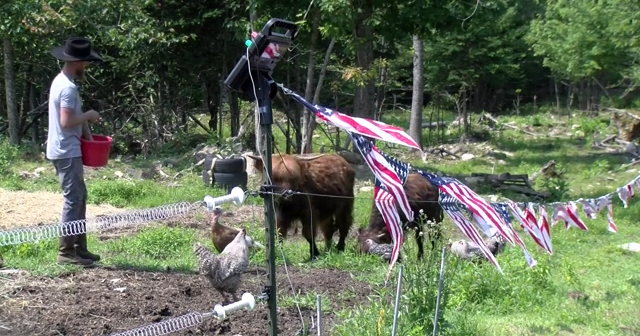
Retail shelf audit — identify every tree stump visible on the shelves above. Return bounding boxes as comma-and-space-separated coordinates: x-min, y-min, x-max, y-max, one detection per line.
611, 111, 640, 142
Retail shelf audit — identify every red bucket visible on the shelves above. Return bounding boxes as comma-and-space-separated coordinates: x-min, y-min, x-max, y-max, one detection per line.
80, 135, 113, 167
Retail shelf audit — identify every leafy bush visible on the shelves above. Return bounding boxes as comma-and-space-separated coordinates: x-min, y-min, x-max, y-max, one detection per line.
0, 139, 20, 173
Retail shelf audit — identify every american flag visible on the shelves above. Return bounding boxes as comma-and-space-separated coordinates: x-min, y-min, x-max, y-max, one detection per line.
617, 186, 630, 208
440, 194, 503, 273
537, 205, 553, 254
379, 151, 409, 185
507, 201, 552, 255
416, 170, 515, 245
349, 134, 412, 281
492, 203, 512, 225
552, 202, 588, 231
352, 134, 413, 222
374, 179, 404, 282
490, 202, 537, 266
578, 198, 597, 219
282, 88, 421, 150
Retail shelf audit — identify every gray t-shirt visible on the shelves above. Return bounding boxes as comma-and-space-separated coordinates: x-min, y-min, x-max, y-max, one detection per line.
46, 72, 83, 160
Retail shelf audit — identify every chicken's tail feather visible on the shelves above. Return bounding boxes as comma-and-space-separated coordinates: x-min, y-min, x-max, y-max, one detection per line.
193, 242, 215, 271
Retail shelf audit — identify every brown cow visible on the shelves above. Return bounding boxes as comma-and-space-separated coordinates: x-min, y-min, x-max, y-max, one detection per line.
357, 173, 444, 261
246, 153, 355, 260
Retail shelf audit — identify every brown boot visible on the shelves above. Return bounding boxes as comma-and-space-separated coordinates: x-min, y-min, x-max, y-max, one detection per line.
75, 233, 101, 262
58, 235, 94, 267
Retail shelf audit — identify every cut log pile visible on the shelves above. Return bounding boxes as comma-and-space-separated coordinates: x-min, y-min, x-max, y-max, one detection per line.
608, 108, 640, 142
591, 134, 640, 161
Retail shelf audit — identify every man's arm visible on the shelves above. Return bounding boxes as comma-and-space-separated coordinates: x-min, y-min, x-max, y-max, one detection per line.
59, 87, 96, 129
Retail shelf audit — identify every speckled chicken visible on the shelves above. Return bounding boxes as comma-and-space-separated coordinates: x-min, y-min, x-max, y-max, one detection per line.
363, 239, 402, 263
449, 234, 506, 261
209, 207, 263, 253
364, 238, 392, 260
193, 228, 250, 303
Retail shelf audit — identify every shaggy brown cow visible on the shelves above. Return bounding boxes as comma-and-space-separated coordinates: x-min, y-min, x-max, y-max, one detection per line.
246, 153, 355, 260
357, 173, 444, 261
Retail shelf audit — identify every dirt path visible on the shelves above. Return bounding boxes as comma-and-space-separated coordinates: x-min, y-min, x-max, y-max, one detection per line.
0, 189, 126, 229
0, 266, 372, 335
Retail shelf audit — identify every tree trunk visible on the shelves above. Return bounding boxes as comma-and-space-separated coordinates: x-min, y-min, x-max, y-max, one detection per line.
229, 91, 240, 136
206, 76, 219, 134
462, 87, 469, 141
375, 37, 388, 120
300, 37, 337, 154
19, 65, 32, 131
554, 79, 561, 117
293, 50, 302, 153
300, 5, 320, 154
3, 38, 20, 145
408, 35, 424, 150
352, 2, 376, 118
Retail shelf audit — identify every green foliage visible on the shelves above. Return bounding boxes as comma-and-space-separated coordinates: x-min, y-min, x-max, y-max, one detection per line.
448, 252, 553, 314
0, 139, 20, 173
108, 226, 195, 260
527, 0, 640, 86
539, 166, 571, 202
334, 214, 458, 336
586, 159, 611, 178
89, 179, 147, 207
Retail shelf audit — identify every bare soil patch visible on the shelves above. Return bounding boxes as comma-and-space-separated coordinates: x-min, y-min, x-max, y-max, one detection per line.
0, 189, 126, 229
0, 266, 372, 335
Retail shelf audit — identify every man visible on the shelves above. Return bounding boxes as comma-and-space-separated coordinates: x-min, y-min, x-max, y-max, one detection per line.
47, 36, 103, 266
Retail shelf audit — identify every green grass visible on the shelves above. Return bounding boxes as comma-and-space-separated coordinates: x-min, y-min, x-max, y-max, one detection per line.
2, 108, 640, 335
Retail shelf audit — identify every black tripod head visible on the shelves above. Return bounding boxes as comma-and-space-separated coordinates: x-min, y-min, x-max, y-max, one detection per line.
223, 18, 298, 102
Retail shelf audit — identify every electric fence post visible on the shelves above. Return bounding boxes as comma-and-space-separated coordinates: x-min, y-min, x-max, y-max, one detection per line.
223, 19, 298, 336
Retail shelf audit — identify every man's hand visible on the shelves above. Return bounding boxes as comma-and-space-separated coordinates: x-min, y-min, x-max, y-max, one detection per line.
84, 109, 100, 123
82, 122, 93, 141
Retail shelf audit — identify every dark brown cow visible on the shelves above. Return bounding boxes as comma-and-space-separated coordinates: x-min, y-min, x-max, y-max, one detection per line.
357, 173, 444, 260
247, 153, 355, 260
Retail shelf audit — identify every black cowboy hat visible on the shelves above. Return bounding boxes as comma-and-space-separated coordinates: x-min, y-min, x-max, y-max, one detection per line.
51, 37, 104, 62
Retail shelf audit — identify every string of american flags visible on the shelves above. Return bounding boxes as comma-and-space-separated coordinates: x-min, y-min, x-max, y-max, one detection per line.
280, 84, 637, 281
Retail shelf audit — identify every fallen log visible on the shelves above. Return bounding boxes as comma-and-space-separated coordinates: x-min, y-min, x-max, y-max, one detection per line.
530, 160, 557, 182
421, 121, 448, 129
482, 113, 541, 137
497, 185, 552, 199
425, 147, 460, 159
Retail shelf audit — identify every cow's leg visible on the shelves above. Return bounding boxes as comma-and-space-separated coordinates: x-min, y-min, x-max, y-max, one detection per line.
301, 212, 321, 261
276, 211, 290, 244
320, 217, 334, 253
335, 203, 354, 252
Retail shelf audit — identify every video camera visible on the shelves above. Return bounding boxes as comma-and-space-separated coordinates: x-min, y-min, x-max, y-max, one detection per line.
223, 18, 298, 102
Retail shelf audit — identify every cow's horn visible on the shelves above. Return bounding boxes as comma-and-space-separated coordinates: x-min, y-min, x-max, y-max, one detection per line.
296, 154, 325, 160
245, 154, 263, 161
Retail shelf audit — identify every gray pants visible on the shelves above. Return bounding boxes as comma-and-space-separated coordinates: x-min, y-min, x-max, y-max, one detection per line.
52, 157, 87, 235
